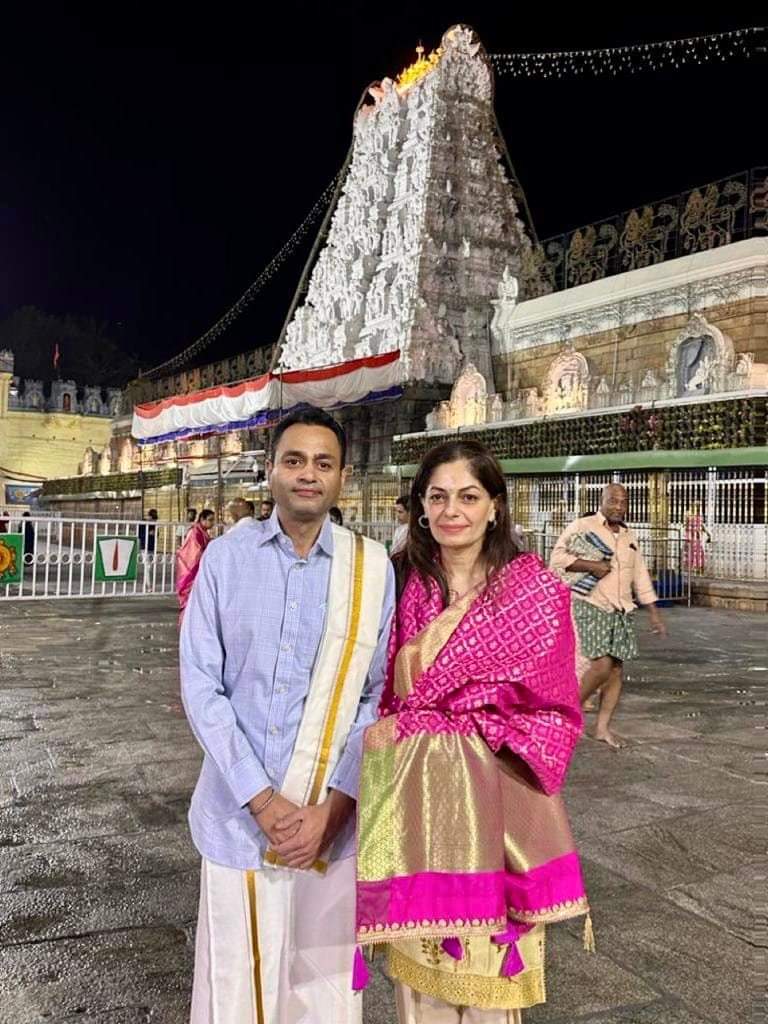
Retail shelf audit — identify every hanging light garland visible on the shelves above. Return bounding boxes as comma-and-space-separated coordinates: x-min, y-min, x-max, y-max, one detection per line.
143, 170, 342, 380
490, 26, 765, 78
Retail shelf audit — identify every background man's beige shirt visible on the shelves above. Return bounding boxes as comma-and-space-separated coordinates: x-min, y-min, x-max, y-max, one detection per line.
550, 513, 658, 613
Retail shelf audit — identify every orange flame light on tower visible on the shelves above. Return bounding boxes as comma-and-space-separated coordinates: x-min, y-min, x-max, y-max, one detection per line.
395, 44, 442, 93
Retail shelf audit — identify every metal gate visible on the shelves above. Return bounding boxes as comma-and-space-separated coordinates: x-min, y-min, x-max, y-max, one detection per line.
0, 515, 184, 600
525, 525, 691, 604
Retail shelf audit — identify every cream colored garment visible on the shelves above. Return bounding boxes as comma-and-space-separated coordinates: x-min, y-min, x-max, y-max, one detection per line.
550, 513, 657, 613
190, 856, 361, 1024
395, 984, 522, 1024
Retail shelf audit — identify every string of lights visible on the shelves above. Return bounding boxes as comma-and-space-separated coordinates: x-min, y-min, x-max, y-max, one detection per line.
489, 26, 765, 78
143, 170, 342, 380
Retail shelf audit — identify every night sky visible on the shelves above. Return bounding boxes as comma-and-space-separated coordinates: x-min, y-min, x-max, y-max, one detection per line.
1, 7, 763, 375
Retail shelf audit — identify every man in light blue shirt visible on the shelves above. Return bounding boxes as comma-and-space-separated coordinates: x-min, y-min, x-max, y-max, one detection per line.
181, 408, 394, 1024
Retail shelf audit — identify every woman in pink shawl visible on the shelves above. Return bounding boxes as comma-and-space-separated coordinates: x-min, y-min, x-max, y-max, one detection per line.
175, 509, 215, 622
355, 441, 589, 1023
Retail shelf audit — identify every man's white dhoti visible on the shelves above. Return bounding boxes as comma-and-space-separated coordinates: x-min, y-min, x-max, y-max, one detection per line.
191, 856, 361, 1024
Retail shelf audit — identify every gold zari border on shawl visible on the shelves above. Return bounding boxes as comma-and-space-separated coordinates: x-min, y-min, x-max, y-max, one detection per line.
394, 583, 478, 700
388, 946, 545, 1011
244, 870, 265, 1024
264, 532, 364, 872
359, 916, 507, 944
511, 896, 590, 924
307, 532, 365, 805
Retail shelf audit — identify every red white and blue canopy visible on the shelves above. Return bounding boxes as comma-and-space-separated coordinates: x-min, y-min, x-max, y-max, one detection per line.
131, 351, 403, 446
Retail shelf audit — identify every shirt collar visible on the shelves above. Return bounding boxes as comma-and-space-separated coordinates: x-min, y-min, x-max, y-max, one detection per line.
256, 507, 335, 557
598, 513, 627, 531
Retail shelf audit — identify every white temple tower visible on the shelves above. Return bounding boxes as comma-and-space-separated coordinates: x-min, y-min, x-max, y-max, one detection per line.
278, 25, 547, 464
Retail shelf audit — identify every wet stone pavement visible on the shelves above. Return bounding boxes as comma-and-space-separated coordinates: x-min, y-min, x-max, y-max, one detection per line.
0, 598, 762, 1024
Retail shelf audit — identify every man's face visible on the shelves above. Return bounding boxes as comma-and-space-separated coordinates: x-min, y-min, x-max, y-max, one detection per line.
267, 425, 347, 523
260, 502, 274, 519
394, 502, 408, 525
601, 486, 628, 525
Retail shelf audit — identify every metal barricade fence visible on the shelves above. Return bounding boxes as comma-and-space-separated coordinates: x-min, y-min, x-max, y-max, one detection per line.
0, 516, 186, 600
524, 525, 691, 605
347, 521, 396, 547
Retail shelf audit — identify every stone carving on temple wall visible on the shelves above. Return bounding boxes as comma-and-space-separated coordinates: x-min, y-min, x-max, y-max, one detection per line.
23, 380, 45, 410
425, 362, 504, 430
594, 377, 612, 410
490, 266, 520, 350
79, 447, 99, 475
280, 25, 545, 393
82, 386, 107, 416
543, 349, 591, 413
50, 380, 78, 414
666, 314, 734, 397
118, 439, 134, 473
98, 447, 113, 475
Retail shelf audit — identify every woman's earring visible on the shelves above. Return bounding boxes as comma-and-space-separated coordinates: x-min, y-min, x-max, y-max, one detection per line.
418, 514, 430, 529
487, 519, 497, 531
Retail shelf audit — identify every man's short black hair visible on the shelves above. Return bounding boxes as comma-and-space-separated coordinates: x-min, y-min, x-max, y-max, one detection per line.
261, 497, 274, 509
395, 494, 410, 510
271, 407, 347, 467
244, 500, 255, 516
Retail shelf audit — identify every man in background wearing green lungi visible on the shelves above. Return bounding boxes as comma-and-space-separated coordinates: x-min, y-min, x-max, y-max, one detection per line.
550, 484, 667, 749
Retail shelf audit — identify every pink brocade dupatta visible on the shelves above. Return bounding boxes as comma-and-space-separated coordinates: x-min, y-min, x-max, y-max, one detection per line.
175, 524, 210, 611
355, 554, 589, 961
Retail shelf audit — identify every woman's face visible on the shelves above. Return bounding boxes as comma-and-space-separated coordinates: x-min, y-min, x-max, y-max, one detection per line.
421, 459, 497, 553
201, 515, 215, 532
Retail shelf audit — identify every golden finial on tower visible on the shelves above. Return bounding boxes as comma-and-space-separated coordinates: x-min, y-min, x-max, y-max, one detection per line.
396, 41, 443, 93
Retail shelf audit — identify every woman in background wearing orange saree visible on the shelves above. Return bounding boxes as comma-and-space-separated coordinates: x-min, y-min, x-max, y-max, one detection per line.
176, 509, 215, 623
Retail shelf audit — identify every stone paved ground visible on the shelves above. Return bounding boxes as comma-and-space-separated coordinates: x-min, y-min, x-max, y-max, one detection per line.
0, 598, 762, 1024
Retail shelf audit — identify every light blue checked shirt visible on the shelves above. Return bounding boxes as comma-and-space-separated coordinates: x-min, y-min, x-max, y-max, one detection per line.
180, 510, 395, 870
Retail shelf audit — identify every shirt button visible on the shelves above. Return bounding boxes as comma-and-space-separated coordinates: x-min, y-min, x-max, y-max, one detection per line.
276, 685, 285, 694
289, 601, 297, 611
281, 643, 291, 653
270, 726, 279, 735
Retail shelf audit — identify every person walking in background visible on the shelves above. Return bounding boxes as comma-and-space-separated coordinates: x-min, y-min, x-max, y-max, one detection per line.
20, 511, 35, 559
329, 505, 344, 525
138, 508, 158, 555
176, 509, 215, 622
550, 483, 667, 749
176, 507, 197, 543
258, 497, 275, 521
226, 497, 255, 530
683, 502, 710, 574
390, 493, 410, 554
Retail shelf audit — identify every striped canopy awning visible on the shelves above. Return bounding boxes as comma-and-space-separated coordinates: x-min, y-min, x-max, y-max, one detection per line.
131, 351, 403, 446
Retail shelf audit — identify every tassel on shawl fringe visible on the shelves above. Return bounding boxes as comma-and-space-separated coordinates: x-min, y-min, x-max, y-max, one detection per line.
582, 912, 596, 953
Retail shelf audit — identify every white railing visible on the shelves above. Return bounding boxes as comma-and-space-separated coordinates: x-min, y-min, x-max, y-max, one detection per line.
347, 520, 397, 546
508, 467, 768, 583
523, 525, 691, 604
0, 516, 187, 600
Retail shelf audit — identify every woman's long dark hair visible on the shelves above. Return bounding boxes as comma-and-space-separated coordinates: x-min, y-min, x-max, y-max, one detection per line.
394, 440, 521, 603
